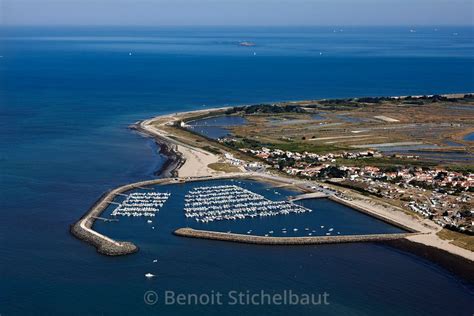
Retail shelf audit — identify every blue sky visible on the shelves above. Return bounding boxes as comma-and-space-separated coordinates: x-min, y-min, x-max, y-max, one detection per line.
1, 0, 473, 26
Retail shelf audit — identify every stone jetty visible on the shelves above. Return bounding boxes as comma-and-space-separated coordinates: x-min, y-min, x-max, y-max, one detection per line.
70, 178, 174, 256
290, 191, 328, 201
173, 228, 419, 245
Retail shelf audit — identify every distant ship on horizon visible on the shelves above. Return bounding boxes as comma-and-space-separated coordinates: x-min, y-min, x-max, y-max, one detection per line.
239, 41, 256, 47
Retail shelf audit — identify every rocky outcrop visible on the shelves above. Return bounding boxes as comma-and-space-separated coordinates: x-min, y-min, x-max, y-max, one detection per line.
70, 223, 138, 256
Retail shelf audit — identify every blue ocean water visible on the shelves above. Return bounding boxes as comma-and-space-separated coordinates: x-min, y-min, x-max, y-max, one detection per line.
1, 26, 473, 315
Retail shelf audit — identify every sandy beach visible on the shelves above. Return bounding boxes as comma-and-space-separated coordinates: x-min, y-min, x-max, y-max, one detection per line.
139, 112, 221, 177
333, 195, 474, 261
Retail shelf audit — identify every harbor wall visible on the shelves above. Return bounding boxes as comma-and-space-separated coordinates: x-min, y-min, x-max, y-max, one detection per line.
173, 228, 418, 245
70, 223, 138, 256
70, 178, 174, 256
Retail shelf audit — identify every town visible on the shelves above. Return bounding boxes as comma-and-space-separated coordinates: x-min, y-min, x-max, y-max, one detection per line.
221, 144, 474, 234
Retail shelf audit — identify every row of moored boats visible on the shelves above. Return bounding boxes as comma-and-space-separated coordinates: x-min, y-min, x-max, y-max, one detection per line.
112, 192, 171, 217
184, 185, 312, 223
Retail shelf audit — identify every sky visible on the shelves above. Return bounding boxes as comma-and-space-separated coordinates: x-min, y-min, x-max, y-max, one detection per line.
1, 0, 473, 26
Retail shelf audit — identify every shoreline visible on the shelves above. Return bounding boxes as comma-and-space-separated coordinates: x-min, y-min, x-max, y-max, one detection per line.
71, 94, 473, 270
130, 123, 185, 178
136, 111, 223, 178
383, 239, 474, 284
328, 196, 418, 233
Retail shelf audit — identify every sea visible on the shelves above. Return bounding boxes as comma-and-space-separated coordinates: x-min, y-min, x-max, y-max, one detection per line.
0, 26, 473, 315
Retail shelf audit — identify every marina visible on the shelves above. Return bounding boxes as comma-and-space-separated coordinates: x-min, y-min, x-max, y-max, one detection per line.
91, 177, 409, 244
184, 184, 312, 223
111, 192, 171, 217
84, 175, 473, 315
3, 24, 473, 315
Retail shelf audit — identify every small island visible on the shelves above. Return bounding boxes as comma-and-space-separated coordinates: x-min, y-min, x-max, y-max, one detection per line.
239, 41, 256, 47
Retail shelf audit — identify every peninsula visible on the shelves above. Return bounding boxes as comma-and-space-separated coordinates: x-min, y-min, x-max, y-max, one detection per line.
71, 94, 474, 264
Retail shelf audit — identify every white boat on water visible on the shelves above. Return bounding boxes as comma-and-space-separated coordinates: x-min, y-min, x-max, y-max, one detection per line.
145, 273, 155, 278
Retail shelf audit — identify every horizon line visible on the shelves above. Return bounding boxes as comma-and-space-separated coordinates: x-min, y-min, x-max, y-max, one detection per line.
1, 24, 474, 28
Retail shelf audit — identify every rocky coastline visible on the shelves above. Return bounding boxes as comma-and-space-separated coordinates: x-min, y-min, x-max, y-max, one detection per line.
130, 122, 185, 178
